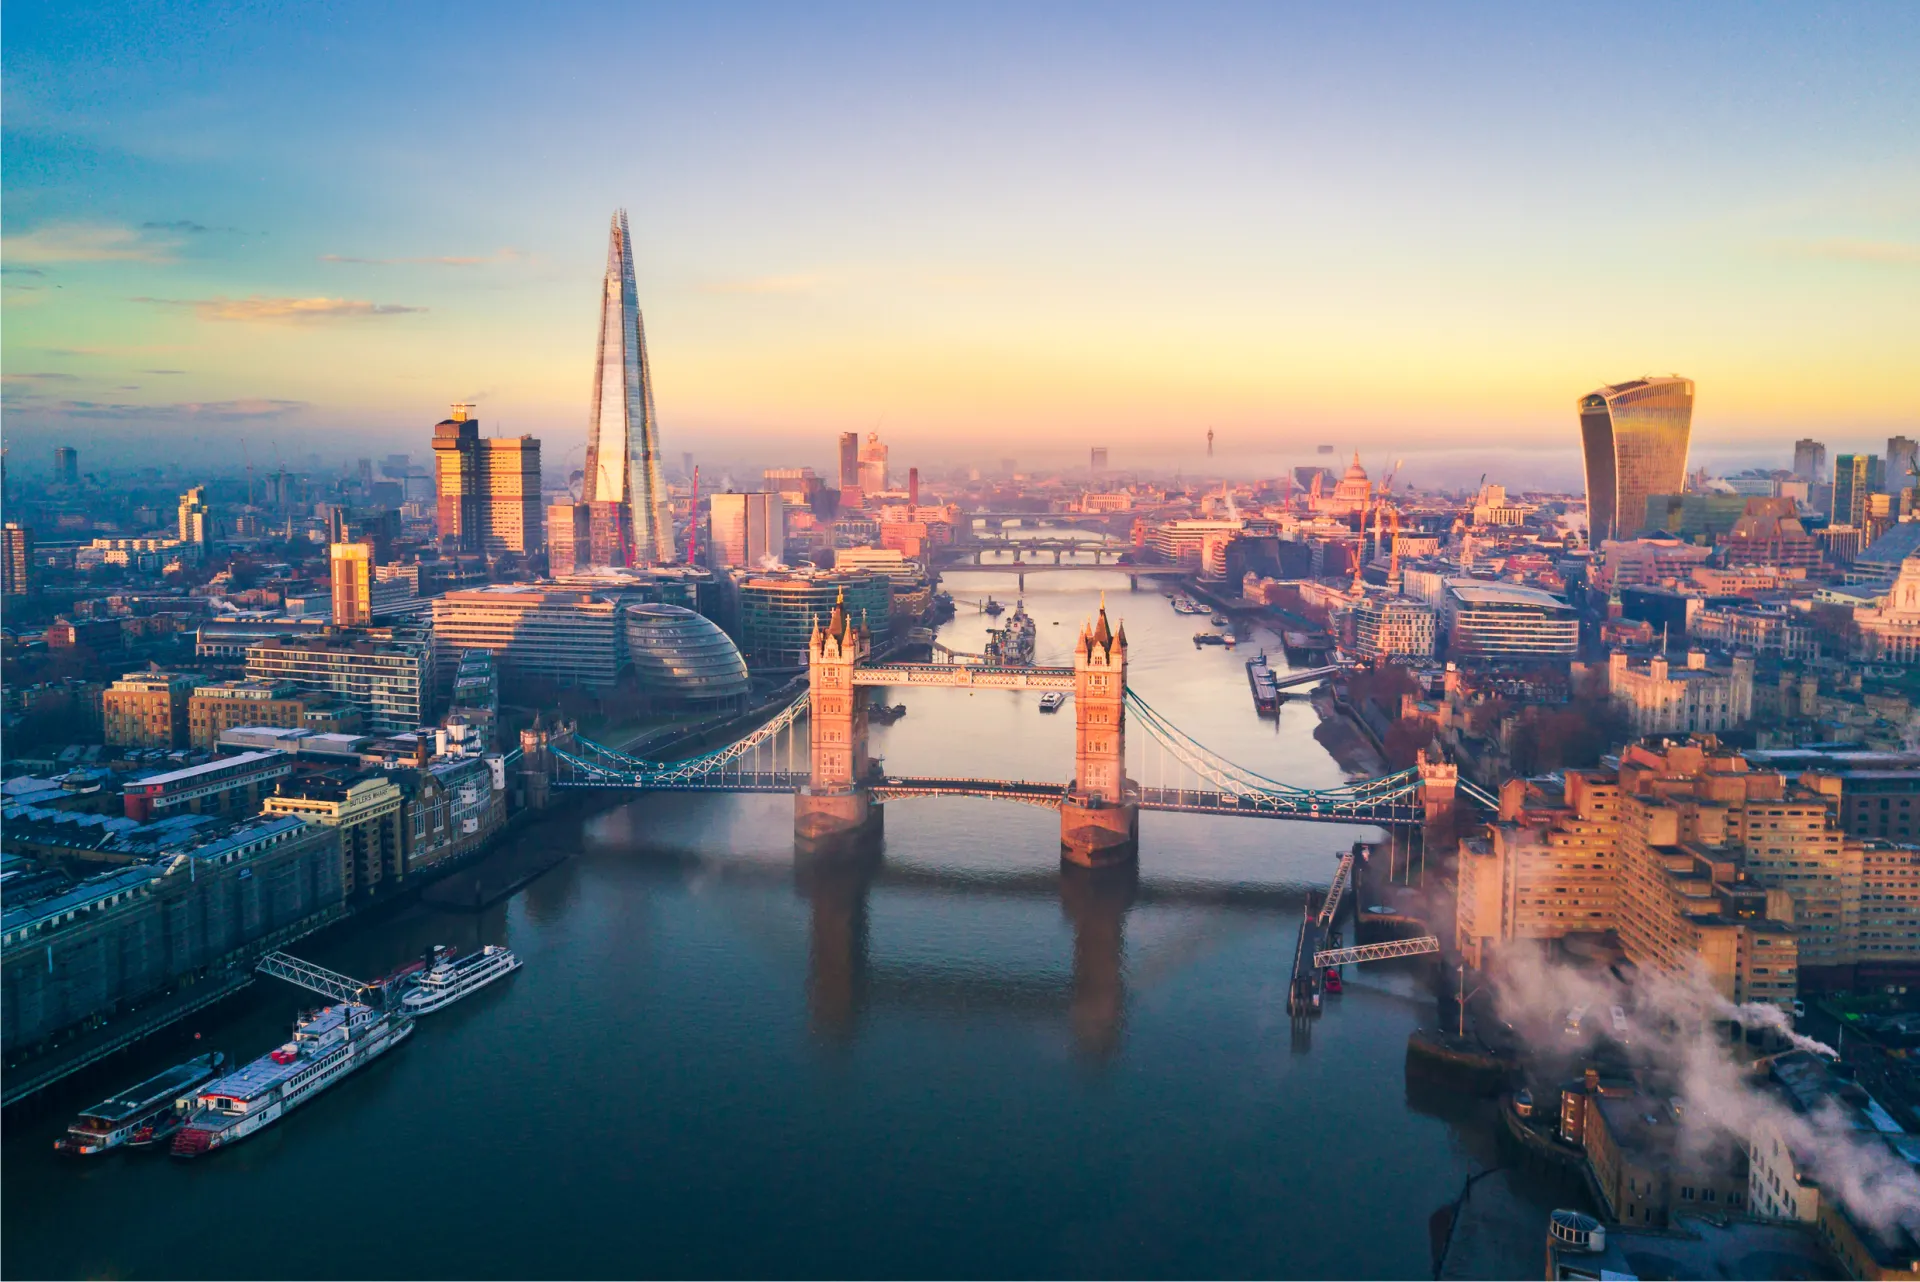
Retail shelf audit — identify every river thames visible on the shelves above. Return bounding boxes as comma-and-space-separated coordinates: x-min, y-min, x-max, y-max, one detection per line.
4, 565, 1549, 1279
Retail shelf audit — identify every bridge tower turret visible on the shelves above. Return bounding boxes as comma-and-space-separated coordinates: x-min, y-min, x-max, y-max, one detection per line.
796, 591, 882, 854
1061, 596, 1138, 867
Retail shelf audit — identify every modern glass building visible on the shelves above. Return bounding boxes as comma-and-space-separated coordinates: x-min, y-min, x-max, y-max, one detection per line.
429, 586, 625, 692
623, 605, 750, 709
1578, 376, 1694, 543
584, 209, 675, 565
735, 570, 892, 671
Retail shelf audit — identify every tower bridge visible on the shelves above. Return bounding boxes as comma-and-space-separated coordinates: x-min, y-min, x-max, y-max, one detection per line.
541, 592, 1465, 868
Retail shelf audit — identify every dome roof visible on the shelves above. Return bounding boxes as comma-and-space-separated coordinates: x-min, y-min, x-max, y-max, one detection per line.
623, 604, 750, 702
1343, 452, 1368, 482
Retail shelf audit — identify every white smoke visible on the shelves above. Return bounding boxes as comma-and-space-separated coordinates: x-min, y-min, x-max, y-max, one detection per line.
1486, 945, 1920, 1241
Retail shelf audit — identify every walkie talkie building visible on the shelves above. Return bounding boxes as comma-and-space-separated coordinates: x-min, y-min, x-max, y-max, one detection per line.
584, 209, 675, 564
1578, 376, 1694, 544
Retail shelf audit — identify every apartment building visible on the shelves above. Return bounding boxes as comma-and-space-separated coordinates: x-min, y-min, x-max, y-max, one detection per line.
1350, 596, 1438, 659
264, 774, 406, 897
101, 669, 198, 748
244, 629, 434, 734
187, 679, 362, 749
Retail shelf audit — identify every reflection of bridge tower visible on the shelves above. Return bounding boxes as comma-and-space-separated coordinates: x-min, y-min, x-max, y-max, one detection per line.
796, 844, 879, 1041
1061, 598, 1138, 867
1060, 862, 1136, 1059
796, 592, 883, 854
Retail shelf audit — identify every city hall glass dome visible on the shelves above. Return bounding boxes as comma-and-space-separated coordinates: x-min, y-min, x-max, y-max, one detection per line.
623, 604, 750, 706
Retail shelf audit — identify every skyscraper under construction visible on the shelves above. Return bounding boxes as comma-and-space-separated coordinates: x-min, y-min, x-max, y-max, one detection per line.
584, 209, 675, 565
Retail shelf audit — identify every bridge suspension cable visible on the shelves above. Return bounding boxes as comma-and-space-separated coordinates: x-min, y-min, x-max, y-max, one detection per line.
555, 692, 811, 787
1125, 689, 1422, 817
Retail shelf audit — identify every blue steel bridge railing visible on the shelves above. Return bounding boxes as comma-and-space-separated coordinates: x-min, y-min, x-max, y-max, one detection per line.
1123, 689, 1424, 821
551, 692, 810, 788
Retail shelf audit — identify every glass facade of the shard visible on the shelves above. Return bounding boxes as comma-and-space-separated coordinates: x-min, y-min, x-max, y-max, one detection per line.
1578, 376, 1693, 544
584, 209, 675, 564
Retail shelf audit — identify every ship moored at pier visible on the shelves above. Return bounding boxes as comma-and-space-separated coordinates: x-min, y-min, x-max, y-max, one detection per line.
55, 1052, 227, 1155
170, 1003, 412, 1157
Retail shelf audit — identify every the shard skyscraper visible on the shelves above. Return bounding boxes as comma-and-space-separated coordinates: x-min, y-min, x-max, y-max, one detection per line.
584, 209, 675, 564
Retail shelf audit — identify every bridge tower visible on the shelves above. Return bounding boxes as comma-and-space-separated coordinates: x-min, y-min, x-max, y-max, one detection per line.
1416, 748, 1458, 855
796, 592, 882, 854
1061, 597, 1138, 867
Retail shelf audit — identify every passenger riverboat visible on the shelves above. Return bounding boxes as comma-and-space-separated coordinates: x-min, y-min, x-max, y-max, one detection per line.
171, 1003, 411, 1156
401, 944, 522, 1016
55, 1052, 227, 1155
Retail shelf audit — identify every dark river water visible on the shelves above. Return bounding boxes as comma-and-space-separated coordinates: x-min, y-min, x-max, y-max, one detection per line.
3, 561, 1544, 1279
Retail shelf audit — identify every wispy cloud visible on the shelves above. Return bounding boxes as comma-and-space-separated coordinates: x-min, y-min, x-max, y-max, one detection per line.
141, 368, 188, 375
142, 219, 228, 234
1778, 238, 1920, 266
1, 372, 80, 384
5, 223, 178, 265
698, 273, 827, 295
321, 248, 524, 267
32, 398, 307, 422
133, 295, 426, 323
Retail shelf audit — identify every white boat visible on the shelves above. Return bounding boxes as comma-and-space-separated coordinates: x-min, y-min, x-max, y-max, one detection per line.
172, 1003, 411, 1156
401, 944, 522, 1016
1038, 691, 1066, 713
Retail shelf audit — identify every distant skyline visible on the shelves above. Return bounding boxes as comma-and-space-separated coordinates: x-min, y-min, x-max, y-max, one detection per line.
5, 2, 1917, 472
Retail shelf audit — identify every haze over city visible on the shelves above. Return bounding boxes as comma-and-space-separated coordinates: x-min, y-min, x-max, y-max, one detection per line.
6, 1, 1917, 480
5, 6, 1920, 1282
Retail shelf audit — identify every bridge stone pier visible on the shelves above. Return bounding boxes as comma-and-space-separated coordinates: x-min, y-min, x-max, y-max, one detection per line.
1060, 602, 1137, 867
796, 594, 884, 856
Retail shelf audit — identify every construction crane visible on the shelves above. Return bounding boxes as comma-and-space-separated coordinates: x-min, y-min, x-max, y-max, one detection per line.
242, 439, 255, 508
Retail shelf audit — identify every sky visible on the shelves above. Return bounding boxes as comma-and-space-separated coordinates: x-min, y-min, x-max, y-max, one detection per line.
4, 1, 1917, 484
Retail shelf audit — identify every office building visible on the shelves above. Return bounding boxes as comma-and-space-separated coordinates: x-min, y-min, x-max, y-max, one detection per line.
481, 436, 543, 555
1720, 498, 1819, 568
330, 541, 372, 626
708, 492, 786, 569
264, 774, 406, 897
1577, 376, 1694, 543
187, 679, 362, 749
244, 629, 434, 734
1350, 596, 1437, 659
624, 604, 751, 710
583, 209, 674, 564
3, 523, 32, 596
430, 586, 626, 691
735, 570, 892, 671
102, 670, 199, 748
432, 407, 484, 549
1606, 650, 1755, 736
1833, 453, 1883, 529
52, 445, 79, 486
1889, 436, 1918, 494
548, 502, 592, 575
176, 486, 214, 546
1444, 581, 1579, 660
431, 406, 542, 555
1090, 447, 1109, 474
838, 431, 861, 492
857, 431, 889, 495
1792, 439, 1826, 484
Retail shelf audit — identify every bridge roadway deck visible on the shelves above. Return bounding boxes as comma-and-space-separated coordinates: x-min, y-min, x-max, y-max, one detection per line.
552, 772, 1419, 824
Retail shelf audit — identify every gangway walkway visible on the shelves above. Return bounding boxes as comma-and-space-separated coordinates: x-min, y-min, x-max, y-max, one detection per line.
1313, 936, 1440, 968
256, 952, 375, 1005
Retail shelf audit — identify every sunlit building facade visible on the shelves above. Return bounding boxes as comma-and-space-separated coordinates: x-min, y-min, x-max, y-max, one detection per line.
1578, 376, 1694, 543
584, 209, 674, 565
